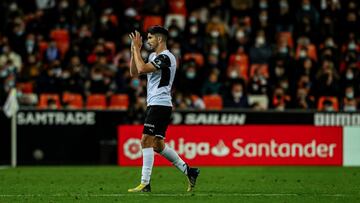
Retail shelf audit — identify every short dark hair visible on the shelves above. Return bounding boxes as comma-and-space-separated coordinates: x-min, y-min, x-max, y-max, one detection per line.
147, 25, 169, 38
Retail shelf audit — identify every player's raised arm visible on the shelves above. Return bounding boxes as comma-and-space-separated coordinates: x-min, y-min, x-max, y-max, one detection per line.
131, 30, 157, 75
128, 32, 139, 77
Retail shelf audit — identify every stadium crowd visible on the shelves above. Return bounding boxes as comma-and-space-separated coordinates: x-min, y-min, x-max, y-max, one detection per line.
0, 0, 360, 114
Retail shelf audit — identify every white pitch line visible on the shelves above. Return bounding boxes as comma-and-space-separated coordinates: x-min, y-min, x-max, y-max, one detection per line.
0, 193, 357, 198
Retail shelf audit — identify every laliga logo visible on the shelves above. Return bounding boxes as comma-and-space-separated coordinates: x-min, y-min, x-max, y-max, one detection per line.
123, 138, 142, 160
211, 140, 230, 157
123, 138, 231, 160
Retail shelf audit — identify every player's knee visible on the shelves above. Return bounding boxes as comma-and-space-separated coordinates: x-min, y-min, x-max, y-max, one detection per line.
153, 139, 165, 153
153, 145, 162, 153
141, 135, 153, 148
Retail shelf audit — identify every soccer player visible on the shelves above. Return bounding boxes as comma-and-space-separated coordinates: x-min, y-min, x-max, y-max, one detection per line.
127, 26, 200, 192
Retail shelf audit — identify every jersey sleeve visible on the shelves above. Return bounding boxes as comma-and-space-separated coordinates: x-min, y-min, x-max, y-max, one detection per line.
151, 54, 171, 70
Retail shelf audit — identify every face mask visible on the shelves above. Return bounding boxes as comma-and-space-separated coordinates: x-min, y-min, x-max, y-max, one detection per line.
210, 48, 220, 55
279, 47, 288, 54
131, 79, 140, 87
189, 16, 197, 23
236, 31, 245, 39
169, 30, 178, 38
275, 67, 285, 76
299, 50, 307, 58
9, 3, 18, 11
92, 74, 103, 81
346, 72, 354, 80
348, 42, 356, 50
325, 40, 334, 48
344, 105, 356, 112
172, 48, 181, 56
232, 91, 243, 99
101, 16, 108, 24
324, 106, 334, 111
302, 4, 311, 11
230, 70, 238, 78
346, 92, 354, 99
0, 69, 8, 77
60, 1, 69, 8
259, 15, 268, 22
280, 1, 288, 8
190, 26, 198, 34
26, 40, 35, 46
186, 71, 196, 79
210, 31, 220, 38
52, 68, 62, 76
259, 2, 268, 9
256, 37, 265, 46
281, 82, 289, 89
62, 71, 71, 79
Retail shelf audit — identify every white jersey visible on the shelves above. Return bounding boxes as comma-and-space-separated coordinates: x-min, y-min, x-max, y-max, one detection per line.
146, 50, 176, 107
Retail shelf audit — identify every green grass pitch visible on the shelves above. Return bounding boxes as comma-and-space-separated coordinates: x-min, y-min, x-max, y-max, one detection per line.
1, 166, 360, 203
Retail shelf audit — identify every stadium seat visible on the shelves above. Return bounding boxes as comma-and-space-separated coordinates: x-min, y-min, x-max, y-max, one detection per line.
277, 32, 294, 48
86, 94, 107, 109
38, 93, 61, 109
142, 16, 164, 32
228, 53, 249, 80
183, 53, 204, 67
16, 82, 34, 94
295, 44, 318, 61
109, 94, 129, 110
50, 28, 70, 57
62, 93, 83, 109
317, 96, 339, 111
164, 14, 186, 30
249, 64, 269, 78
38, 41, 48, 60
168, 0, 187, 15
203, 94, 223, 110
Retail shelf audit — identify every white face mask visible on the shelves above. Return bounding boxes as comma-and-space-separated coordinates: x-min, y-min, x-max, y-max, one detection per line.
186, 71, 196, 79
190, 26, 198, 34
325, 40, 334, 47
324, 106, 334, 111
302, 4, 311, 11
210, 31, 220, 38
256, 37, 265, 46
189, 16, 197, 23
169, 30, 178, 38
259, 2, 268, 9
275, 67, 285, 76
346, 71, 354, 80
232, 91, 243, 99
60, 1, 69, 8
279, 47, 288, 54
92, 74, 103, 81
230, 70, 238, 78
236, 31, 245, 39
172, 48, 181, 56
348, 42, 357, 50
280, 1, 288, 8
299, 50, 307, 58
346, 92, 354, 99
344, 105, 356, 112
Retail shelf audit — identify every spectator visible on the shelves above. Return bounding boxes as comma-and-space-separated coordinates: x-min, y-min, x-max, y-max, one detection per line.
201, 69, 222, 95
223, 82, 249, 108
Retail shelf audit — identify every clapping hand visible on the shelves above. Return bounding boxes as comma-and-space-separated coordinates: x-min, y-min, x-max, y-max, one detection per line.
129, 30, 142, 52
